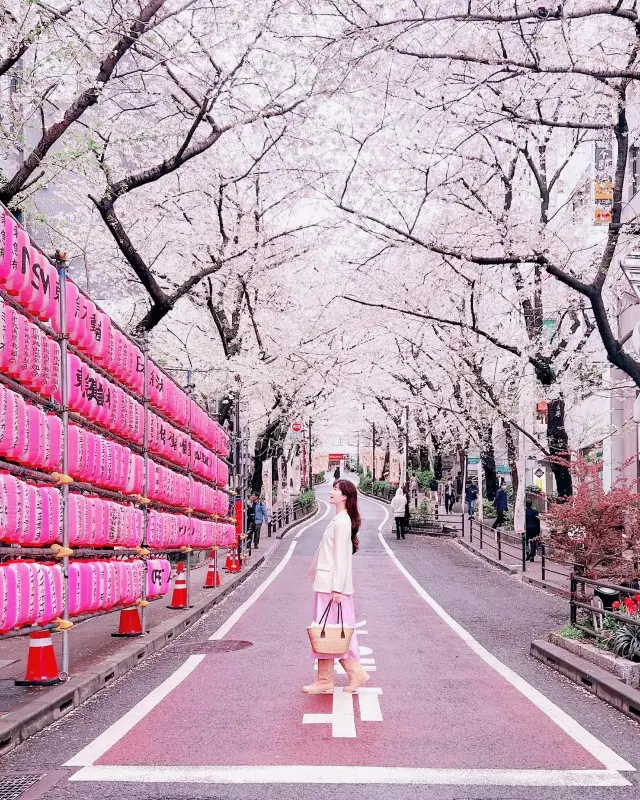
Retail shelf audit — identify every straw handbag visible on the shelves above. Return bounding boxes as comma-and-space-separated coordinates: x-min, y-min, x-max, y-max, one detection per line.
307, 600, 354, 656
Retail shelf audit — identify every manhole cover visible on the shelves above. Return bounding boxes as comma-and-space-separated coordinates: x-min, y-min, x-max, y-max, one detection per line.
0, 776, 44, 800
169, 640, 252, 655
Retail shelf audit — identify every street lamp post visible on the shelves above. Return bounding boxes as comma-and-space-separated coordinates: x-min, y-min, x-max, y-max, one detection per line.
372, 422, 376, 482
405, 405, 409, 486
308, 419, 313, 489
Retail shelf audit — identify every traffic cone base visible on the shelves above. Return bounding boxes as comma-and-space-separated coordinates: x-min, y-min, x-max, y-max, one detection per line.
16, 630, 62, 686
203, 556, 219, 589
168, 561, 188, 609
112, 607, 144, 637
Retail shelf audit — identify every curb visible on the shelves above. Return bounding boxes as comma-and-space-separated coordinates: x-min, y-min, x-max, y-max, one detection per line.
530, 639, 640, 723
521, 574, 569, 598
457, 537, 520, 575
0, 509, 318, 756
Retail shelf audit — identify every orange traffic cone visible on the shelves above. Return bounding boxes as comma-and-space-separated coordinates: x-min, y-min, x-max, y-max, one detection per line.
112, 607, 143, 637
224, 549, 235, 572
167, 562, 188, 609
203, 551, 221, 588
229, 549, 241, 574
15, 630, 62, 686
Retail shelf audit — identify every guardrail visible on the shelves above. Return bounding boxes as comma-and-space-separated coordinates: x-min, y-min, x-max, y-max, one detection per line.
266, 500, 317, 538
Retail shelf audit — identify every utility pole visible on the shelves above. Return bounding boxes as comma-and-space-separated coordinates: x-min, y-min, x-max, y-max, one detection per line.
372, 422, 376, 482
405, 405, 409, 485
308, 419, 313, 489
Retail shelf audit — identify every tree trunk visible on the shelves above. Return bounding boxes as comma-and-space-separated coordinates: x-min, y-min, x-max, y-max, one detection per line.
547, 396, 573, 497
416, 415, 431, 470
251, 420, 282, 495
481, 423, 498, 501
502, 419, 519, 497
381, 443, 390, 481
431, 433, 442, 479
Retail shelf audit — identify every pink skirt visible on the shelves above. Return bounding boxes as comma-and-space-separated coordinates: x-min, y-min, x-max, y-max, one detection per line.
311, 592, 360, 661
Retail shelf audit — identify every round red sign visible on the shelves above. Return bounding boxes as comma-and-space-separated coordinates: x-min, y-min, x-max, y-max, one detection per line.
292, 422, 303, 433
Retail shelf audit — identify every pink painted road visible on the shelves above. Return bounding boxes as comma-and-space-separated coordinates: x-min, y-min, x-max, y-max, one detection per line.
65, 486, 635, 789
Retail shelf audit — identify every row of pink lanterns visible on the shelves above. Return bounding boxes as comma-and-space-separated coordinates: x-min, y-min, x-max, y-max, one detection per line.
0, 561, 63, 632
0, 211, 58, 322
146, 510, 235, 549
68, 495, 144, 548
0, 384, 62, 471
0, 474, 61, 546
0, 301, 61, 400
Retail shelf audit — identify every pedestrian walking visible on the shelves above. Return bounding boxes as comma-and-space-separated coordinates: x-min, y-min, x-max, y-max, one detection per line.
304, 479, 368, 695
428, 476, 439, 503
409, 474, 419, 508
246, 493, 257, 548
525, 499, 541, 561
403, 483, 411, 533
334, 465, 340, 480
390, 486, 407, 540
492, 486, 508, 529
251, 494, 269, 549
455, 471, 463, 499
444, 480, 454, 514
465, 481, 479, 518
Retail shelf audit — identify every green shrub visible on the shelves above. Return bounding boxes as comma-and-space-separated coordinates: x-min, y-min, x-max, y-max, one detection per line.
415, 470, 435, 490
559, 624, 585, 640
359, 475, 372, 493
297, 490, 316, 510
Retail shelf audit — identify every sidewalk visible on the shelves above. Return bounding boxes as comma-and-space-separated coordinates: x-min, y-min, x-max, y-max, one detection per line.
0, 505, 319, 754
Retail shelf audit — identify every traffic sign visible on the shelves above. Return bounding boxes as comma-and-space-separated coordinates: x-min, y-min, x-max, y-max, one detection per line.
292, 422, 303, 433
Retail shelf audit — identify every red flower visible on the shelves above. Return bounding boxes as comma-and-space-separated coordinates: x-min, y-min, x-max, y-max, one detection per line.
634, 595, 640, 605
613, 601, 621, 610
623, 598, 637, 614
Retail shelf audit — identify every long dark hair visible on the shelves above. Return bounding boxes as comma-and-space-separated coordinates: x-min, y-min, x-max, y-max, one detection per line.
333, 479, 361, 553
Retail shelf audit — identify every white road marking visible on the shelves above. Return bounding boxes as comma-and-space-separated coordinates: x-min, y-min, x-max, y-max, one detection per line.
69, 766, 631, 786
332, 687, 356, 737
356, 620, 367, 627
209, 541, 297, 640
295, 500, 329, 538
64, 655, 205, 767
358, 690, 383, 722
360, 491, 635, 774
302, 688, 356, 737
359, 646, 373, 656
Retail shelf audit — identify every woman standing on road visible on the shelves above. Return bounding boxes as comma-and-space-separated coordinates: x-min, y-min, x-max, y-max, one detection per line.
303, 480, 369, 695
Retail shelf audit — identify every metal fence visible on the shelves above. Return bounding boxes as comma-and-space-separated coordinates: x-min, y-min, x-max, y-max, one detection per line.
266, 500, 317, 538
459, 518, 573, 593
570, 574, 640, 639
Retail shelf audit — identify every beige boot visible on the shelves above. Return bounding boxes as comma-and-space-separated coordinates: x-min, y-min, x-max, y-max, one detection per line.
302, 658, 334, 694
340, 658, 370, 693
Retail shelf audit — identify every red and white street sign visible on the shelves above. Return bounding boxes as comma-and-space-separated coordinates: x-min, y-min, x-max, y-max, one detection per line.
291, 422, 303, 433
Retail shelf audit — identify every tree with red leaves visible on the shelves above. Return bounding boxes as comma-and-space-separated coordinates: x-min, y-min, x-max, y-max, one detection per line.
545, 457, 640, 583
